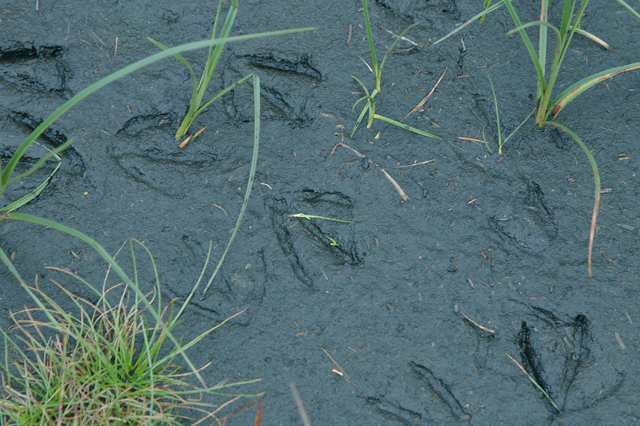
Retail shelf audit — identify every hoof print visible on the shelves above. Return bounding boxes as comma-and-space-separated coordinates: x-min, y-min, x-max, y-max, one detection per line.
0, 41, 71, 98
269, 189, 363, 289
7, 110, 85, 179
109, 113, 219, 198
222, 52, 319, 126
489, 180, 557, 254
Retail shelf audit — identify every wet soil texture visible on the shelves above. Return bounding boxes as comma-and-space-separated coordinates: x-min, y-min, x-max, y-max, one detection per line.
1, 1, 640, 424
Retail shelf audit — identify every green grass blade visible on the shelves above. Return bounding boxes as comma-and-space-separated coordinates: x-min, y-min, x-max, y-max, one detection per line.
194, 73, 254, 118
378, 23, 418, 80
143, 34, 198, 96
433, 1, 505, 45
502, 108, 535, 147
0, 27, 316, 189
0, 141, 68, 212
362, 0, 379, 78
480, 0, 493, 24
485, 68, 503, 153
542, 122, 599, 278
200, 73, 261, 299
0, 212, 209, 387
508, 21, 560, 41
555, 0, 590, 70
503, 0, 547, 93
538, 0, 549, 95
507, 354, 559, 411
351, 101, 372, 137
615, 0, 640, 21
558, 0, 576, 37
548, 62, 640, 120
350, 75, 373, 137
289, 213, 353, 223
373, 114, 441, 139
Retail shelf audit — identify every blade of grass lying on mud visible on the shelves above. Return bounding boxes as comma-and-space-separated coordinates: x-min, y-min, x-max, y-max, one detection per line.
372, 114, 441, 139
0, 213, 208, 387
507, 354, 559, 411
200, 74, 260, 300
0, 27, 315, 202
548, 62, 640, 120
542, 122, 600, 278
615, 0, 640, 21
0, 141, 69, 213
289, 213, 352, 223
433, 1, 505, 46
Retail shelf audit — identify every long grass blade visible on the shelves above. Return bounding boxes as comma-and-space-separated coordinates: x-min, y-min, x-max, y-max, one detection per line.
143, 34, 198, 95
503, 0, 547, 92
201, 74, 261, 299
0, 27, 315, 190
0, 141, 67, 212
362, 0, 379, 79
538, 0, 549, 100
548, 62, 640, 119
195, 73, 254, 118
433, 1, 505, 46
485, 68, 503, 153
378, 23, 418, 80
571, 27, 611, 51
542, 122, 599, 278
615, 0, 640, 21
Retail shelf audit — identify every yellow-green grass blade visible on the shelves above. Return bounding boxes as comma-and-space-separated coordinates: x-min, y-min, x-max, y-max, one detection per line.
0, 141, 69, 212
373, 114, 441, 139
571, 27, 611, 51
0, 27, 316, 191
480, 0, 492, 24
548, 62, 640, 120
433, 1, 505, 46
201, 74, 261, 299
542, 122, 599, 278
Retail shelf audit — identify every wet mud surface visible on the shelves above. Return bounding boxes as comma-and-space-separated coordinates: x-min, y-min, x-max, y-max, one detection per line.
1, 1, 640, 424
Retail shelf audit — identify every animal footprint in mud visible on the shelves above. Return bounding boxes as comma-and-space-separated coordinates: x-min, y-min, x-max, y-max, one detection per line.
0, 41, 72, 98
221, 52, 322, 126
107, 113, 228, 198
514, 310, 623, 414
489, 180, 557, 254
269, 189, 363, 289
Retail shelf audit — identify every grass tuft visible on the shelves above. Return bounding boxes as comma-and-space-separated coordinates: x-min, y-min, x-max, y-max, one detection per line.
0, 243, 261, 425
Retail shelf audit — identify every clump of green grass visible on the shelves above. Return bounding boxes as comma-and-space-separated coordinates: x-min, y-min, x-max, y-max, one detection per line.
350, 0, 440, 140
436, 0, 640, 276
0, 240, 261, 425
145, 0, 282, 143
